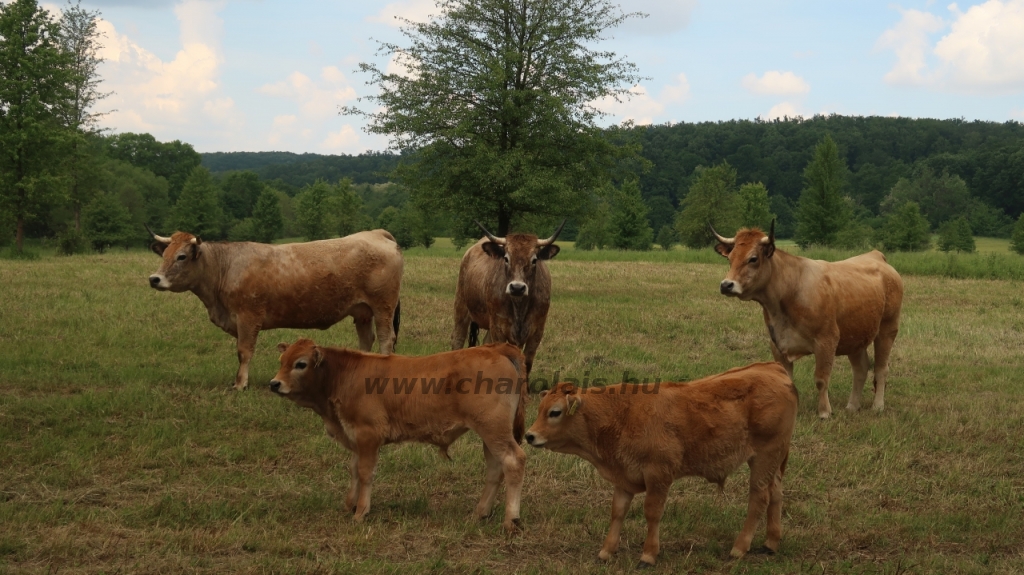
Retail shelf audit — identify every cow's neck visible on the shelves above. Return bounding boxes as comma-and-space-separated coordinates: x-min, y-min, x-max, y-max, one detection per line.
754, 249, 804, 319
187, 244, 232, 330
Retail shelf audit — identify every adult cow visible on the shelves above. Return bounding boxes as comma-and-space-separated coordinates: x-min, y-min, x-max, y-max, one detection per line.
147, 228, 403, 390
450, 221, 563, 376
270, 338, 527, 531
711, 221, 904, 418
525, 362, 798, 566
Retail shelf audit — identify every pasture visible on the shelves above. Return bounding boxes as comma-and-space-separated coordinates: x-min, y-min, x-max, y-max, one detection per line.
2, 244, 1024, 574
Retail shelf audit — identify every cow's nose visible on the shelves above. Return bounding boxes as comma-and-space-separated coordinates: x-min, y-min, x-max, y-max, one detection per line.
720, 280, 735, 294
524, 432, 536, 445
149, 276, 161, 287
269, 380, 281, 394
509, 282, 527, 296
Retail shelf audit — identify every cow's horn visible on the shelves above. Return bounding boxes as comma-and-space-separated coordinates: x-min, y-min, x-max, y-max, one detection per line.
190, 236, 202, 246
475, 220, 506, 245
145, 224, 172, 244
708, 222, 735, 245
538, 219, 567, 246
760, 219, 776, 245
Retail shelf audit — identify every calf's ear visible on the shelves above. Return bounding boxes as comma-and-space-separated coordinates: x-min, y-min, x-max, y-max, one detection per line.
481, 241, 505, 258
277, 342, 289, 353
312, 347, 324, 368
537, 244, 560, 260
567, 396, 583, 415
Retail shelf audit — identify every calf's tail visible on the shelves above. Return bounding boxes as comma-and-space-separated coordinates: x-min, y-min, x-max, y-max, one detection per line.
392, 299, 401, 348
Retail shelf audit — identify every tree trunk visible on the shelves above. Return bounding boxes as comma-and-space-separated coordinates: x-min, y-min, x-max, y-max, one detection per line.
75, 208, 81, 232
16, 217, 24, 253
498, 208, 511, 236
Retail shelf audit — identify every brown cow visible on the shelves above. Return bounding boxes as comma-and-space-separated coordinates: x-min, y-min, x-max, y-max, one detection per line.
450, 221, 563, 375
147, 228, 403, 390
524, 362, 797, 566
712, 222, 904, 418
270, 338, 527, 531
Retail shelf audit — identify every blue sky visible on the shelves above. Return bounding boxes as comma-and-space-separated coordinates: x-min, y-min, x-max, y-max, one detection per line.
62, 0, 1024, 153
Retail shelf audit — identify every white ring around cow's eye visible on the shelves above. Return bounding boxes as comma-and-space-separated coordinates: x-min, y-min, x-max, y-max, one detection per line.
549, 409, 562, 418
531, 256, 537, 265
295, 361, 307, 369
504, 254, 510, 264
749, 256, 758, 263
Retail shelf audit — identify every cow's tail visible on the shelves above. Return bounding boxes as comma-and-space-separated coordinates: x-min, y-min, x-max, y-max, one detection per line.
502, 348, 528, 445
468, 321, 479, 347
392, 300, 401, 349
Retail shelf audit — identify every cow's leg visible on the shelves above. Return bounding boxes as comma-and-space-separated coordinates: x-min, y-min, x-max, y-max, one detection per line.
497, 439, 526, 532
764, 463, 786, 553
812, 346, 837, 419
846, 348, 870, 412
345, 453, 360, 514
354, 316, 374, 352
451, 308, 472, 350
731, 455, 778, 558
373, 307, 396, 355
352, 439, 380, 521
872, 325, 898, 412
598, 487, 634, 561
233, 320, 261, 391
474, 443, 503, 520
522, 330, 545, 377
638, 479, 670, 566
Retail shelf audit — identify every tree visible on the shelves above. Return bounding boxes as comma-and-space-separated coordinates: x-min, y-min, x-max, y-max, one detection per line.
295, 180, 331, 241
654, 225, 677, 250
609, 181, 652, 250
1011, 214, 1024, 255
675, 163, 741, 249
220, 171, 264, 222
348, 0, 646, 235
737, 182, 775, 230
938, 216, 975, 253
0, 0, 75, 252
251, 186, 283, 243
103, 133, 201, 201
795, 135, 851, 248
575, 201, 612, 250
170, 167, 224, 239
876, 201, 930, 252
330, 178, 365, 237
82, 191, 131, 252
103, 158, 170, 239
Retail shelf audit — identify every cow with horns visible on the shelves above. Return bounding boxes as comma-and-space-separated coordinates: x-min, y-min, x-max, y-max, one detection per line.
146, 227, 404, 390
450, 221, 564, 376
710, 221, 904, 418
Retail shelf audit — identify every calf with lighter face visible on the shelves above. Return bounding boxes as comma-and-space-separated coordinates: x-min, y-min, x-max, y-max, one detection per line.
450, 221, 563, 375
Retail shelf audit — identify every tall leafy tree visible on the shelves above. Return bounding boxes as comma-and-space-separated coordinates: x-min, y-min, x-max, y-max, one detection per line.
295, 180, 331, 241
737, 182, 775, 230
82, 191, 130, 252
348, 0, 646, 235
170, 167, 224, 239
795, 134, 851, 247
220, 171, 264, 222
609, 180, 653, 250
251, 186, 283, 244
876, 201, 930, 252
103, 133, 201, 201
937, 216, 975, 253
675, 163, 742, 248
1011, 214, 1024, 255
0, 0, 75, 252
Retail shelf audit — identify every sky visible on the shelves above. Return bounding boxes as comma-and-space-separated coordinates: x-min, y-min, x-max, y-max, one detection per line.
54, 0, 1024, 154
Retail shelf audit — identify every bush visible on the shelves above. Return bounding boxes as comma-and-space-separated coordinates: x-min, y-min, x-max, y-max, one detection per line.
56, 228, 90, 255
228, 218, 259, 242
83, 193, 133, 253
876, 201, 931, 252
655, 225, 678, 250
575, 202, 612, 250
938, 217, 976, 253
1010, 214, 1024, 255
834, 221, 873, 251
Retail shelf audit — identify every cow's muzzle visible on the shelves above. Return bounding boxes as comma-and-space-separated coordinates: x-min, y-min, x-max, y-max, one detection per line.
269, 380, 284, 395
524, 431, 544, 447
149, 275, 170, 290
720, 279, 741, 296
507, 281, 528, 297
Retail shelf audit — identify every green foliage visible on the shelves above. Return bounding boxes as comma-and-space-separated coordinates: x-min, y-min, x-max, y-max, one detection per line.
294, 180, 332, 241
967, 200, 1013, 238
881, 168, 973, 229
351, 0, 645, 234
609, 182, 653, 251
1009, 214, 1024, 255
654, 225, 677, 250
219, 171, 265, 221
938, 216, 976, 253
675, 163, 742, 249
331, 179, 366, 237
0, 0, 76, 252
55, 227, 88, 255
294, 179, 369, 242
102, 158, 170, 242
377, 204, 432, 250
250, 187, 283, 243
737, 182, 775, 230
103, 133, 201, 201
227, 218, 258, 242
795, 135, 851, 247
575, 201, 612, 251
769, 195, 795, 238
644, 195, 675, 234
877, 201, 931, 252
202, 151, 400, 187
170, 167, 225, 239
82, 192, 132, 252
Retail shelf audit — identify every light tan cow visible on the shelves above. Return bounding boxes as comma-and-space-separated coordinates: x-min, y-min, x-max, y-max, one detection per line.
270, 338, 528, 531
450, 221, 563, 375
712, 222, 904, 418
525, 362, 798, 566
147, 228, 403, 390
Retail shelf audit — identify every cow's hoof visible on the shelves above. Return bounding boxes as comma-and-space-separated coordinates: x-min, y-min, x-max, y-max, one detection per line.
636, 559, 655, 569
845, 403, 860, 412
729, 547, 746, 559
597, 550, 612, 562
749, 545, 776, 556
503, 518, 523, 534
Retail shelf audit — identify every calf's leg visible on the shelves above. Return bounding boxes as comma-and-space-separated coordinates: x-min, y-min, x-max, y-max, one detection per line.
474, 444, 504, 520
598, 488, 634, 561
764, 465, 786, 552
345, 454, 360, 513
498, 440, 526, 531
846, 347, 870, 412
352, 438, 380, 521
732, 453, 784, 558
639, 481, 670, 566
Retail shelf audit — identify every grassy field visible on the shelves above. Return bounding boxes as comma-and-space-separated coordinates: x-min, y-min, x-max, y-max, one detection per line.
2, 245, 1024, 574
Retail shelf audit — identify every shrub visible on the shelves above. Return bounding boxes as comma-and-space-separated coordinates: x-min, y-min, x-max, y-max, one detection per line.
655, 225, 678, 251
56, 228, 90, 255
877, 201, 930, 252
938, 217, 976, 253
1010, 214, 1024, 255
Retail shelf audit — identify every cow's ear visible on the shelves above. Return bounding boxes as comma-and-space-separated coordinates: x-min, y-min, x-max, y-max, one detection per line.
714, 242, 733, 258
567, 395, 583, 416
762, 241, 775, 259
312, 347, 323, 368
190, 242, 201, 260
150, 241, 168, 256
481, 241, 505, 259
539, 389, 549, 399
277, 342, 289, 353
537, 244, 560, 260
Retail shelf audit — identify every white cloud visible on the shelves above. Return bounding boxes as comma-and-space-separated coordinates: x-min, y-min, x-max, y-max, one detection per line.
741, 71, 810, 96
765, 101, 806, 120
879, 1, 1024, 92
592, 74, 690, 125
259, 67, 365, 152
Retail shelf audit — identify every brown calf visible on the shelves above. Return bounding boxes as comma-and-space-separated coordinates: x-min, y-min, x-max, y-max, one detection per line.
450, 221, 564, 375
525, 362, 797, 566
270, 338, 528, 531
713, 222, 904, 418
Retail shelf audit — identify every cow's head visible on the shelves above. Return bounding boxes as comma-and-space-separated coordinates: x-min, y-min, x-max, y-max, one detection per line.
711, 220, 776, 300
476, 220, 564, 298
147, 226, 204, 292
269, 339, 325, 405
524, 382, 583, 449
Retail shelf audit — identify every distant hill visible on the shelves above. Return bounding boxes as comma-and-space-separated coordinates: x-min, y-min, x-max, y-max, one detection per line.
201, 151, 401, 189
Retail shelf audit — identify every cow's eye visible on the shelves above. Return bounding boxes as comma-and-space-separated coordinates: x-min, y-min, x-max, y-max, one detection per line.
548, 409, 562, 418
176, 253, 187, 261
295, 361, 307, 370
748, 256, 758, 264
503, 254, 510, 265
531, 256, 538, 265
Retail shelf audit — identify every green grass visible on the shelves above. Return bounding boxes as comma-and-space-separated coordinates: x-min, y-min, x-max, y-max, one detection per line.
2, 246, 1024, 573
